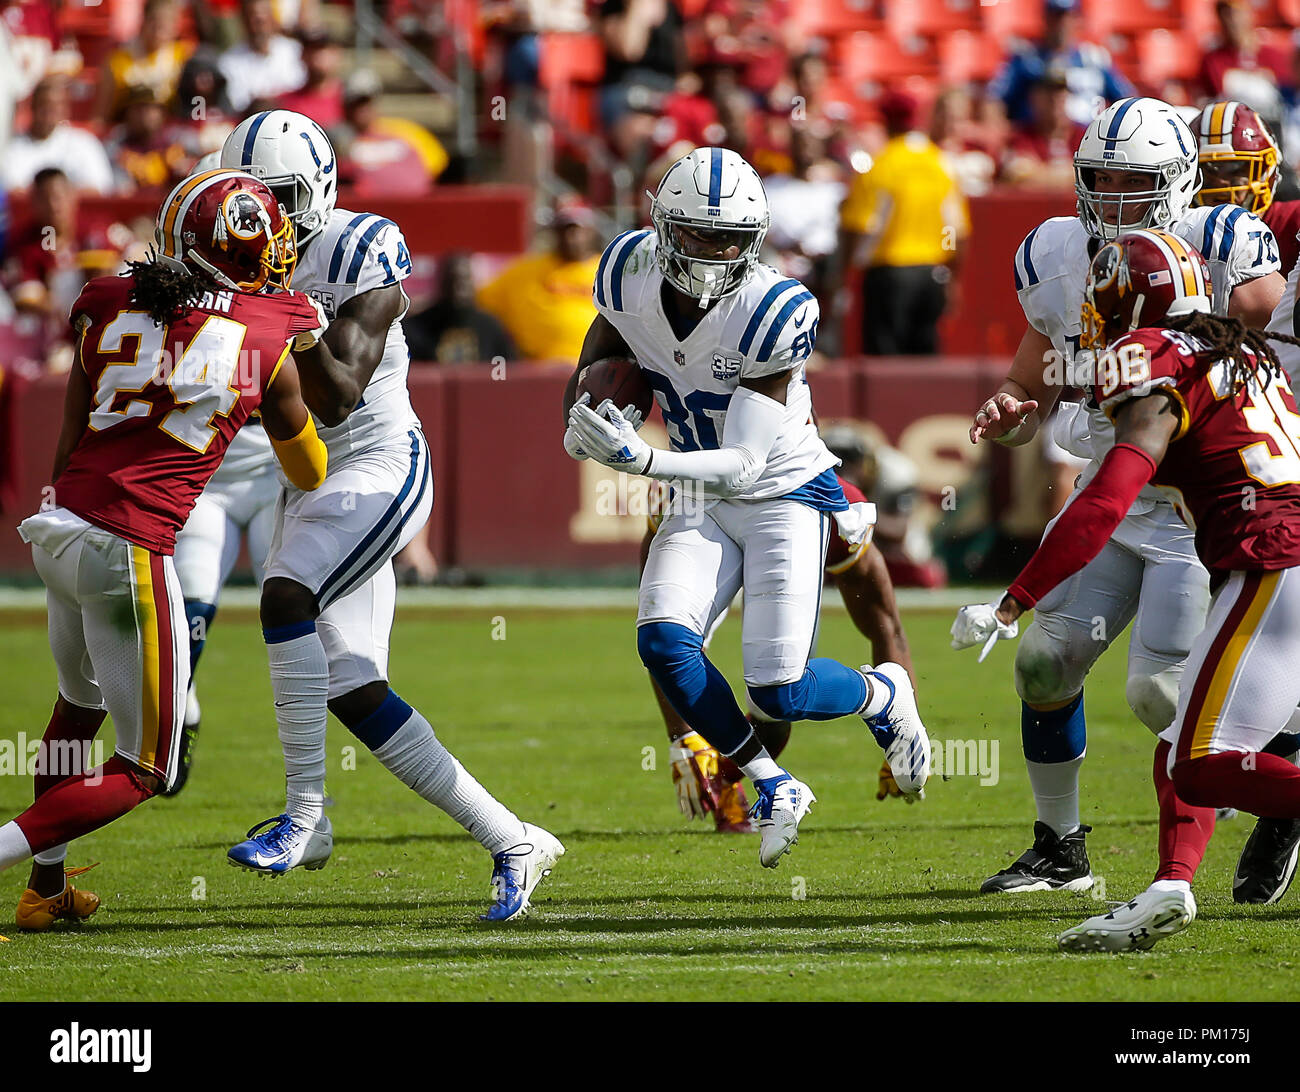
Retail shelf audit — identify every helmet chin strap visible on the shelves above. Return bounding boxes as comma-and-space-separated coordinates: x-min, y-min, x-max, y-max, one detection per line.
697, 268, 718, 309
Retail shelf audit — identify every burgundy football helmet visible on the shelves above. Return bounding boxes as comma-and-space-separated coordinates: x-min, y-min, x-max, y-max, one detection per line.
154, 168, 297, 293
1192, 100, 1280, 216
1080, 229, 1211, 351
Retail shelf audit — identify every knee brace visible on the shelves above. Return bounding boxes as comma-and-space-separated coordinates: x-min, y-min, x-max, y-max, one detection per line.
1125, 668, 1180, 736
1014, 622, 1087, 707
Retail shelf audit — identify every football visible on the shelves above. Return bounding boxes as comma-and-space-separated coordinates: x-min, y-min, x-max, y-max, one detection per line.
574, 356, 654, 421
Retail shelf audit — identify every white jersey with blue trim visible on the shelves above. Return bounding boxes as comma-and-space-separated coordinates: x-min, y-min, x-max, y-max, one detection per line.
594, 228, 838, 501
292, 206, 419, 460
212, 417, 275, 482
1012, 205, 1280, 475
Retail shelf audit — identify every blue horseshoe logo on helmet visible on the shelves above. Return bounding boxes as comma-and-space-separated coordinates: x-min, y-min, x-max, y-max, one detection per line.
299, 129, 335, 176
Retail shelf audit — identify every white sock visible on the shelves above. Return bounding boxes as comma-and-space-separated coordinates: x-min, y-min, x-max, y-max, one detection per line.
1150, 878, 1191, 894
1027, 754, 1086, 838
859, 671, 891, 718
372, 707, 525, 855
267, 630, 330, 826
740, 753, 782, 782
34, 845, 67, 866
0, 821, 33, 872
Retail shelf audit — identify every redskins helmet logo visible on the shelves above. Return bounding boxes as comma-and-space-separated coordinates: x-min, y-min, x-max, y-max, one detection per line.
216, 190, 272, 245
1092, 242, 1124, 292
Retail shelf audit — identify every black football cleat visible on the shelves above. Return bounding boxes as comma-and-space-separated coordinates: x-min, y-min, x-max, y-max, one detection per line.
980, 821, 1094, 893
160, 718, 200, 798
1233, 817, 1300, 905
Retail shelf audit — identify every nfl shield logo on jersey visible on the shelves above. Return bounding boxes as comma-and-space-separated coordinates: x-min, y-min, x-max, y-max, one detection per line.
711, 351, 741, 381
673, 349, 686, 368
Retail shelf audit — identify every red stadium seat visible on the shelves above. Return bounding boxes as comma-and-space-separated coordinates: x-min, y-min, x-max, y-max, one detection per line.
1134, 28, 1200, 87
790, 0, 881, 37
538, 33, 605, 134
885, 0, 980, 40
980, 0, 1046, 41
1081, 0, 1183, 39
835, 31, 938, 86
538, 33, 605, 87
938, 29, 1006, 83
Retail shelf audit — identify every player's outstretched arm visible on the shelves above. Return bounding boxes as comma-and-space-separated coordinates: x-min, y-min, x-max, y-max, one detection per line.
1229, 270, 1285, 329
293, 283, 405, 427
970, 325, 1061, 446
995, 392, 1178, 625
52, 354, 93, 483
260, 354, 328, 491
567, 369, 790, 496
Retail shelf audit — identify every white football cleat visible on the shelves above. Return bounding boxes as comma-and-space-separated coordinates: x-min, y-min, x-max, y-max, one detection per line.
861, 662, 931, 798
750, 774, 815, 869
227, 813, 333, 875
1058, 882, 1197, 952
480, 823, 565, 922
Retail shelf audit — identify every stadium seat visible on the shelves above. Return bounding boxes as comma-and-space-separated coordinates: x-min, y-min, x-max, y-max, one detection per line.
539, 33, 605, 134
885, 0, 980, 40
1081, 0, 1183, 39
835, 31, 938, 86
937, 29, 1005, 83
790, 0, 882, 37
980, 0, 1046, 41
1135, 28, 1200, 87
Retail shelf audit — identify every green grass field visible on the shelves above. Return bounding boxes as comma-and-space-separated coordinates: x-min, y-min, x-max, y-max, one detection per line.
0, 603, 1295, 1002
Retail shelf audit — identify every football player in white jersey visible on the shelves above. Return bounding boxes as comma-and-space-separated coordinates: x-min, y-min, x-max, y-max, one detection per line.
953, 98, 1288, 908
564, 147, 931, 869
220, 112, 562, 921
168, 154, 282, 796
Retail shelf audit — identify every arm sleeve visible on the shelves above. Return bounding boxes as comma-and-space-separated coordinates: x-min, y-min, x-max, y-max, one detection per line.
270, 414, 329, 491
640, 385, 785, 496
1007, 443, 1158, 608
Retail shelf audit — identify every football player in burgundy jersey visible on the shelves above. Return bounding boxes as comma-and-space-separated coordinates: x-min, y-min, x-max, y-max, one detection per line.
1194, 100, 1300, 277
641, 474, 918, 830
956, 229, 1300, 951
0, 170, 329, 929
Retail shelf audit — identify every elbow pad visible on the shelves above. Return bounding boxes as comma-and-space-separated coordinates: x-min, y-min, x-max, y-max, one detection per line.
271, 416, 329, 491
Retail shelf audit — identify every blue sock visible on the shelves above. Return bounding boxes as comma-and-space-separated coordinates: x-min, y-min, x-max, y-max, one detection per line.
748, 659, 869, 722
184, 600, 217, 675
1021, 691, 1086, 763
637, 622, 753, 755
346, 689, 413, 750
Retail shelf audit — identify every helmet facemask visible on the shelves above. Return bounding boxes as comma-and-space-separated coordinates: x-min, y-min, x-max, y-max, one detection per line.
1196, 149, 1278, 215
650, 199, 768, 308
259, 171, 330, 247
1075, 162, 1195, 241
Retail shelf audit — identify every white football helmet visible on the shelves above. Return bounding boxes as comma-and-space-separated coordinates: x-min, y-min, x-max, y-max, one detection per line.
222, 110, 337, 246
1075, 97, 1200, 241
650, 147, 770, 307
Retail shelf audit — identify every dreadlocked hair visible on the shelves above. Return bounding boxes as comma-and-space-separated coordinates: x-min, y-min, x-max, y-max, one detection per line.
1167, 311, 1289, 395
127, 255, 210, 327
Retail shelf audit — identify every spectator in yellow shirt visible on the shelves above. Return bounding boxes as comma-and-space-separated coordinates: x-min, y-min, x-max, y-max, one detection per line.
834, 91, 969, 355
477, 205, 602, 363
96, 0, 194, 123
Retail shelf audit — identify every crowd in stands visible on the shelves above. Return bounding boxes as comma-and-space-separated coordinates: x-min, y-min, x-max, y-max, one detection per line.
0, 0, 451, 375
6, 0, 1300, 376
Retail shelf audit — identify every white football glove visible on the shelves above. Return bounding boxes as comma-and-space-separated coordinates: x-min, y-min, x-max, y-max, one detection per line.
951, 598, 1019, 662
292, 296, 329, 352
567, 400, 651, 472
832, 500, 877, 550
595, 398, 645, 433
562, 395, 646, 461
